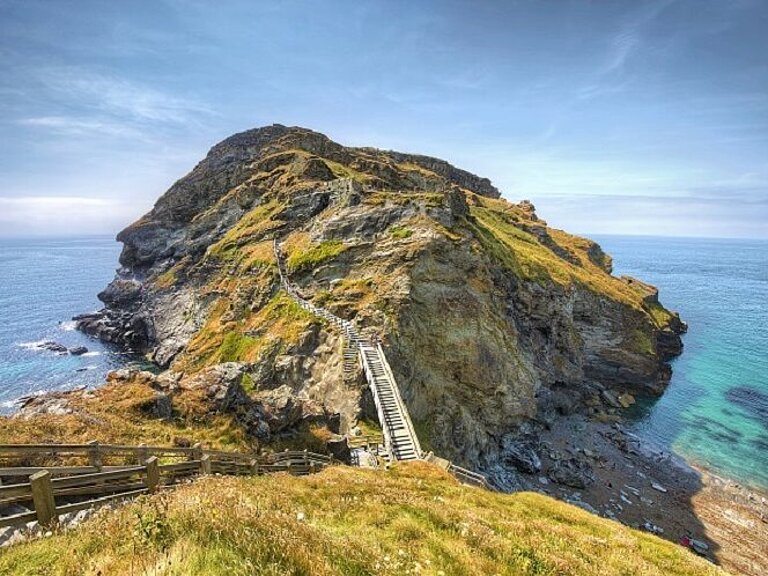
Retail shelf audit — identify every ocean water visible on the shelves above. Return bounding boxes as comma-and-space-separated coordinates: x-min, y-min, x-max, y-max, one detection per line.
595, 235, 768, 491
0, 236, 126, 412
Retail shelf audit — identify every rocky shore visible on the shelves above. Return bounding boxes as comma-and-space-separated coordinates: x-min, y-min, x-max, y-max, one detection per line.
495, 409, 768, 576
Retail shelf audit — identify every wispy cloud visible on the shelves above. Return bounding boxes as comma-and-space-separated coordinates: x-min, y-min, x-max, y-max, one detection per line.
576, 0, 675, 102
600, 30, 642, 77
18, 116, 144, 138
39, 68, 214, 123
15, 68, 216, 139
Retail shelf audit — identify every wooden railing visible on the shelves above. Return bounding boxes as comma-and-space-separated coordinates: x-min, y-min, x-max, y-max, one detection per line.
0, 444, 333, 530
447, 463, 496, 491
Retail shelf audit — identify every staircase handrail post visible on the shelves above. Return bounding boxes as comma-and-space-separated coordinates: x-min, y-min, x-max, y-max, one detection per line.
30, 470, 57, 528
145, 456, 160, 493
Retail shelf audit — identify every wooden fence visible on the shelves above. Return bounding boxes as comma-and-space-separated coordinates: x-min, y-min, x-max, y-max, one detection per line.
0, 444, 333, 530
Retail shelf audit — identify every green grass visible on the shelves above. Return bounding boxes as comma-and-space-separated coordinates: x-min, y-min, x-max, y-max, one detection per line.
286, 240, 346, 273
390, 225, 413, 240
632, 328, 655, 355
240, 373, 256, 395
646, 302, 675, 329
218, 332, 259, 363
0, 463, 726, 576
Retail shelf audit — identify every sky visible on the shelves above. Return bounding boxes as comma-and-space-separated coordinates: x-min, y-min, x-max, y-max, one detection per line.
0, 0, 766, 239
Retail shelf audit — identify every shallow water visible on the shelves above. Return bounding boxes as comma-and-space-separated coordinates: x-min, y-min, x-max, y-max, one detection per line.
0, 236, 126, 412
594, 235, 768, 490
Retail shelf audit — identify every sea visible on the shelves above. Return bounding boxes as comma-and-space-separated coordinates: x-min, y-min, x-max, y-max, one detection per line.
0, 236, 127, 412
595, 235, 768, 491
0, 235, 766, 490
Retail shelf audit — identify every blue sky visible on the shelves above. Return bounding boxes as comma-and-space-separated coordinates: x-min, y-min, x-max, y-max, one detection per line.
0, 0, 766, 238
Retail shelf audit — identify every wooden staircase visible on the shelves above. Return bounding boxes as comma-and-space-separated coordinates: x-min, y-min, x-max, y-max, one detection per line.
273, 240, 422, 462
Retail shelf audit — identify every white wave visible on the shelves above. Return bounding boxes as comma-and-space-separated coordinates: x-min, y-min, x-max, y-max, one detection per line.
59, 321, 77, 331
81, 351, 101, 357
18, 340, 48, 350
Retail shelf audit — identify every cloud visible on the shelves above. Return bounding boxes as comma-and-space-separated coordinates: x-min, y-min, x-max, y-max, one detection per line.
575, 0, 674, 102
601, 30, 641, 77
38, 68, 214, 124
14, 68, 217, 140
18, 116, 145, 138
0, 196, 139, 237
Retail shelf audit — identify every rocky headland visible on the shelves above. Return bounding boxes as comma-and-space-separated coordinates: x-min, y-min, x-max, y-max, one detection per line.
76, 124, 686, 461
8, 125, 766, 573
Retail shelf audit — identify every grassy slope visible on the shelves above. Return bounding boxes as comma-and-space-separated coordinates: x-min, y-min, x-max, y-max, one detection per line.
0, 380, 252, 453
0, 462, 724, 576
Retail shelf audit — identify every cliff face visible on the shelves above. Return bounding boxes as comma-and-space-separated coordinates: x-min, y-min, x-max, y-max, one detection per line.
78, 124, 685, 476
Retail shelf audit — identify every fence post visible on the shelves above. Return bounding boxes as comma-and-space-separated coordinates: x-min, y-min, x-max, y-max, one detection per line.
303, 449, 308, 466
87, 440, 103, 470
30, 471, 57, 528
201, 454, 211, 475
249, 459, 258, 476
145, 456, 159, 493
137, 443, 149, 465
190, 443, 202, 461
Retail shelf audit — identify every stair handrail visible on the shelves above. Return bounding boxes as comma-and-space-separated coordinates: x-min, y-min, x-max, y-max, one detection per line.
359, 346, 396, 463
373, 343, 423, 457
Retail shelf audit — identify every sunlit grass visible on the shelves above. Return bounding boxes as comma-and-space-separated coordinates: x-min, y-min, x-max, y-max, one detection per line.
0, 463, 725, 575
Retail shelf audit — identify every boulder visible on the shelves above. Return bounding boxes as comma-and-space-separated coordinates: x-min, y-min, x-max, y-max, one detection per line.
138, 392, 173, 419
548, 457, 595, 489
68, 346, 88, 356
617, 392, 636, 409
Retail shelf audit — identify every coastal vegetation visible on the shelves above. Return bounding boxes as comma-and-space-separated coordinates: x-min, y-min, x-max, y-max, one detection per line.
0, 462, 724, 576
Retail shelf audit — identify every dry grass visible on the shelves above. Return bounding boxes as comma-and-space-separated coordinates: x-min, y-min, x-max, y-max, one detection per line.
469, 204, 648, 309
0, 462, 726, 576
0, 380, 252, 455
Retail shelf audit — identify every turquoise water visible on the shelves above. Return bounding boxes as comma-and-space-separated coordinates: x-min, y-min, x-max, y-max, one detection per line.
595, 235, 768, 491
0, 237, 126, 412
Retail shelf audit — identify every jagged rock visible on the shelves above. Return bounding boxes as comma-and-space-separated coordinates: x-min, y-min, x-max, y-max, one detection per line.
68, 346, 88, 356
601, 390, 622, 409
260, 385, 305, 432
641, 521, 664, 535
500, 435, 542, 474
690, 539, 710, 556
39, 341, 68, 354
566, 497, 599, 515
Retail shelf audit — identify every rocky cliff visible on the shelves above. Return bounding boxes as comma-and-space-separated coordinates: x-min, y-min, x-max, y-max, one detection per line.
77, 124, 685, 484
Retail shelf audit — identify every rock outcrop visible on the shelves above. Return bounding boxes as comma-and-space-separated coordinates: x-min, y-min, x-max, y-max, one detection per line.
77, 124, 685, 478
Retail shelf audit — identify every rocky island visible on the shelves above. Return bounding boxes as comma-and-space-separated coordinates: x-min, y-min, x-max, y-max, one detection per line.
3, 125, 765, 575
